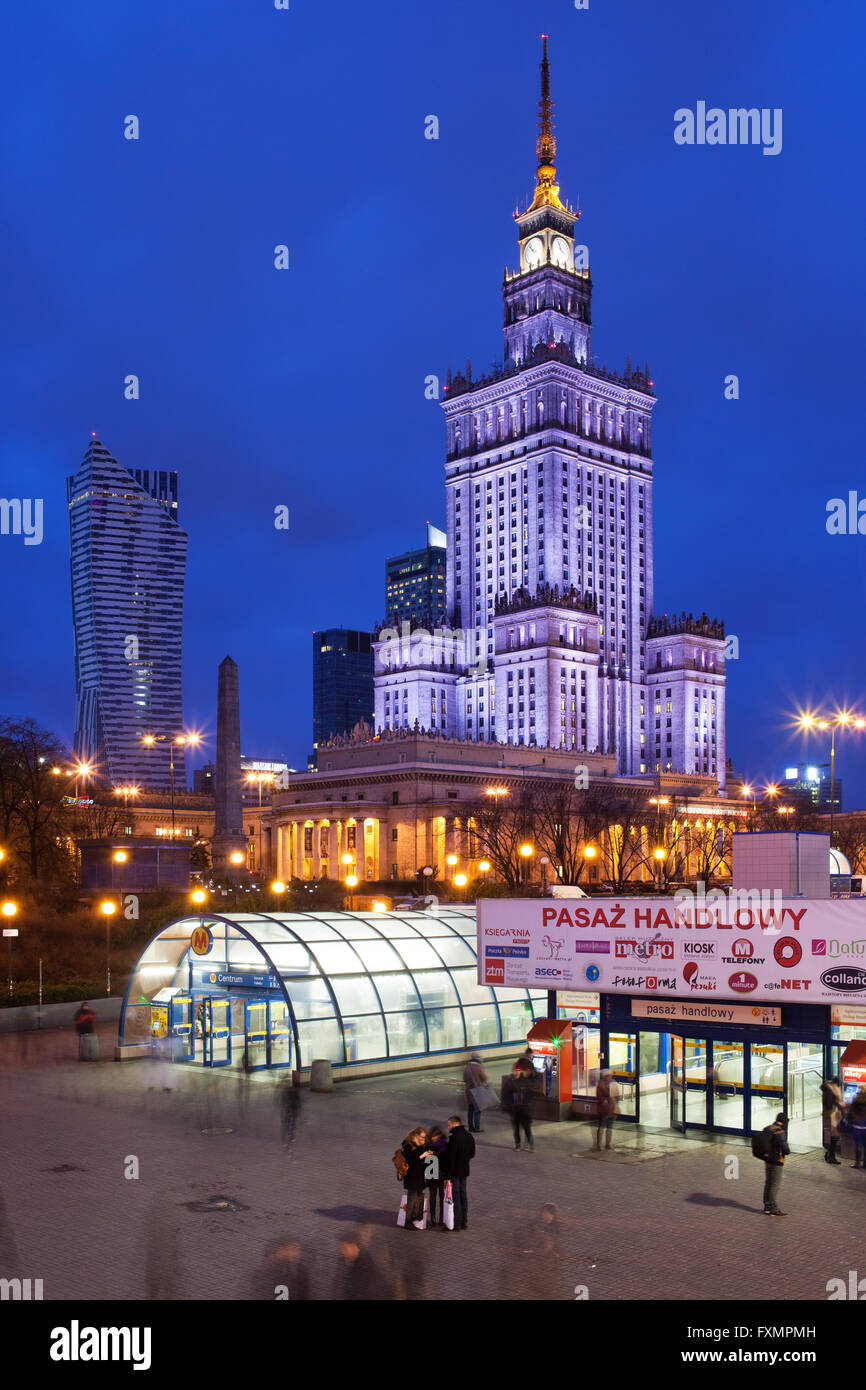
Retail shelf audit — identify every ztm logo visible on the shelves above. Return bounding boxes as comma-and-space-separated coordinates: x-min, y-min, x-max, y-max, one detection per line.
731, 938, 754, 958
486, 961, 505, 983
774, 936, 802, 968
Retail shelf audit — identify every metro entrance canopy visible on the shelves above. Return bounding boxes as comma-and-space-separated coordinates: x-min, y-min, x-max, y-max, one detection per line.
118, 907, 546, 1072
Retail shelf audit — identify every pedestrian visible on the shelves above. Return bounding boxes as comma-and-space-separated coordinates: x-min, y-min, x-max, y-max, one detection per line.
521, 1202, 566, 1259
426, 1124, 448, 1228
333, 1229, 392, 1300
506, 1061, 535, 1151
821, 1075, 844, 1165
849, 1086, 866, 1169
400, 1126, 432, 1230
445, 1114, 476, 1231
595, 1068, 619, 1151
74, 1002, 98, 1061
251, 1239, 312, 1301
463, 1051, 488, 1133
762, 1111, 790, 1216
280, 1076, 302, 1147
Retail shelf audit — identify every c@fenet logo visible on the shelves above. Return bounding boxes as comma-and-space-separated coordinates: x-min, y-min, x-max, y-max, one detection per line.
773, 936, 802, 968
728, 971, 758, 994
821, 966, 866, 992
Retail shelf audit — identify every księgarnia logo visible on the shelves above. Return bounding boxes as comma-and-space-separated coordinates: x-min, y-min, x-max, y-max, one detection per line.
821, 966, 866, 992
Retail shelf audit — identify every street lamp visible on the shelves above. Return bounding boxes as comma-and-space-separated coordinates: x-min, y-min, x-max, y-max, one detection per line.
100, 899, 117, 995
539, 854, 550, 894
653, 846, 666, 894
345, 873, 358, 910
446, 853, 458, 868
519, 842, 534, 888
246, 772, 276, 873
73, 761, 93, 797
142, 732, 200, 835
478, 860, 491, 874
798, 710, 866, 847
2, 901, 18, 999
583, 844, 598, 888
271, 880, 286, 914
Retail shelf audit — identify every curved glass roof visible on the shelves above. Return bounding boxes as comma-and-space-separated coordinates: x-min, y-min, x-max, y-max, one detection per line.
121, 907, 546, 1069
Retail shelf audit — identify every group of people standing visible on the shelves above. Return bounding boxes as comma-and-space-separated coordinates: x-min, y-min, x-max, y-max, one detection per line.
400, 1117, 475, 1231
464, 1048, 537, 1149
821, 1076, 866, 1167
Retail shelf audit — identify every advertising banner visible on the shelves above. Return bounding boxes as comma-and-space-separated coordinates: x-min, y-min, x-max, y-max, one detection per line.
477, 897, 866, 1007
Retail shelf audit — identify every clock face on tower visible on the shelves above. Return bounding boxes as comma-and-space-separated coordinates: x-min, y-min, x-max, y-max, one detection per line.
551, 235, 571, 268
523, 236, 544, 270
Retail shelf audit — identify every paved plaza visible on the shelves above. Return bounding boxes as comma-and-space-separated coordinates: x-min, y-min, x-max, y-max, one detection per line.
0, 1024, 862, 1302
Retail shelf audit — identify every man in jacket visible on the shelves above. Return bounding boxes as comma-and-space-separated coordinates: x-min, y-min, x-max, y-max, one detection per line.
762, 1112, 790, 1216
821, 1076, 844, 1165
595, 1069, 619, 1151
463, 1051, 488, 1133
445, 1115, 476, 1231
507, 1061, 536, 1151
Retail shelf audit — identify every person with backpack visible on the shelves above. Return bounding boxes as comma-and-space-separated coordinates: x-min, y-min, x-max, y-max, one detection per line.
463, 1052, 488, 1133
444, 1115, 476, 1231
760, 1112, 790, 1216
397, 1127, 432, 1230
821, 1075, 845, 1165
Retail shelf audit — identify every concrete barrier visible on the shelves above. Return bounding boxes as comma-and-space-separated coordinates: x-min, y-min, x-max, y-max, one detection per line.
309, 1058, 333, 1092
0, 997, 123, 1033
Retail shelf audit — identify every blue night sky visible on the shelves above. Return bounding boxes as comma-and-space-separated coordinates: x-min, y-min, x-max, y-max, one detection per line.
2, 0, 865, 800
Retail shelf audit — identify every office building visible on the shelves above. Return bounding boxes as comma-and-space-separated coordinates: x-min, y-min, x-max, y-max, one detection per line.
385, 523, 447, 628
312, 628, 374, 757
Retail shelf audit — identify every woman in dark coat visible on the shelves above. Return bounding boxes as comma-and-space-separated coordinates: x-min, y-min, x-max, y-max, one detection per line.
425, 1125, 448, 1227
401, 1127, 431, 1229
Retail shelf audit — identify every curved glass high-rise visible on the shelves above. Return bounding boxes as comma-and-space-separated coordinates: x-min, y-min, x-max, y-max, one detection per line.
67, 435, 188, 790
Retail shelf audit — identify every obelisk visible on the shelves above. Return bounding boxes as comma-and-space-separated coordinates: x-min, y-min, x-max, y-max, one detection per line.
211, 655, 246, 873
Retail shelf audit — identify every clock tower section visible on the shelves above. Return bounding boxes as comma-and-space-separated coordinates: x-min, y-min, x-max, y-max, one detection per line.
503, 36, 592, 367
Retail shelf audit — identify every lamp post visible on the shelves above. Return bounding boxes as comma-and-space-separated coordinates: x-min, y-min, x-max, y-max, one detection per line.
142, 732, 200, 835
653, 846, 666, 894
113, 849, 127, 925
798, 711, 866, 848
271, 880, 286, 915
2, 901, 18, 998
99, 899, 116, 995
247, 772, 275, 875
519, 841, 534, 888
583, 844, 598, 888
345, 873, 358, 910
539, 854, 550, 895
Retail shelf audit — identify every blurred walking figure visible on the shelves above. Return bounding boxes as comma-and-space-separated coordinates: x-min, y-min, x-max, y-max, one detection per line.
250, 1238, 312, 1300
594, 1069, 619, 1150
505, 1060, 535, 1151
426, 1125, 448, 1227
333, 1229, 394, 1299
525, 1202, 565, 1259
399, 1127, 432, 1230
74, 1002, 98, 1061
849, 1086, 866, 1169
761, 1112, 790, 1216
821, 1075, 844, 1165
445, 1115, 476, 1231
280, 1076, 302, 1147
463, 1051, 488, 1133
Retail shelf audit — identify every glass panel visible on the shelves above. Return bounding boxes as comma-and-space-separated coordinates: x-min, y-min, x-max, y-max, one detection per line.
265, 943, 316, 972
409, 915, 459, 937
497, 999, 535, 1043
426, 1006, 466, 1052
393, 938, 445, 969
286, 921, 342, 942
749, 1041, 785, 1131
373, 973, 421, 1011
429, 935, 476, 967
786, 1041, 824, 1146
329, 976, 381, 1016
282, 977, 335, 1018
311, 941, 365, 975
226, 940, 268, 966
670, 1034, 683, 1129
350, 939, 405, 972
365, 917, 420, 939
683, 1038, 708, 1125
463, 1004, 499, 1047
328, 919, 380, 939
410, 971, 459, 1008
342, 1014, 387, 1062
450, 968, 496, 1006
712, 1040, 745, 1130
385, 1010, 427, 1056
608, 1032, 637, 1117
297, 1018, 343, 1068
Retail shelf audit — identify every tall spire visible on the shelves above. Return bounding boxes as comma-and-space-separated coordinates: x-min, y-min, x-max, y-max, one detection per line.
525, 35, 573, 215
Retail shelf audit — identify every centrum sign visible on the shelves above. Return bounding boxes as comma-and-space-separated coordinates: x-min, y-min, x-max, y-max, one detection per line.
476, 898, 866, 1006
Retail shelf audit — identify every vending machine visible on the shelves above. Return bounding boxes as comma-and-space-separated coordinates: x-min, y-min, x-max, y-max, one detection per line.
525, 1020, 574, 1121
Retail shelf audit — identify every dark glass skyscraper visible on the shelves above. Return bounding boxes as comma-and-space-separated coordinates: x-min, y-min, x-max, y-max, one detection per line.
312, 629, 373, 754
385, 523, 446, 629
67, 435, 188, 790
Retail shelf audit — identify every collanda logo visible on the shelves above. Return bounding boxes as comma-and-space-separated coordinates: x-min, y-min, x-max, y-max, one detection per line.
773, 936, 802, 968
728, 971, 758, 994
821, 966, 866, 992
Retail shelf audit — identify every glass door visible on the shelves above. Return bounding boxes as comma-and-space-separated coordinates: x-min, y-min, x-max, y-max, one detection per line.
670, 1036, 709, 1130
786, 1040, 824, 1146
747, 1041, 784, 1132
169, 993, 193, 1061
608, 1032, 638, 1120
671, 1034, 685, 1132
245, 1000, 268, 1071
203, 997, 231, 1067
268, 999, 292, 1068
711, 1040, 745, 1131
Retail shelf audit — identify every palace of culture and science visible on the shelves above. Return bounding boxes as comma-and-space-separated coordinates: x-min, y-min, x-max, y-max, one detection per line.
373, 39, 727, 788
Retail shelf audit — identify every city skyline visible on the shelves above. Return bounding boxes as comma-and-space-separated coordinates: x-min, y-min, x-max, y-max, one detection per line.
2, 4, 866, 798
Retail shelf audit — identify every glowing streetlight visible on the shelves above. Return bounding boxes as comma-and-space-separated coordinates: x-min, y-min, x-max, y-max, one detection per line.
113, 850, 127, 864
341, 853, 355, 866
519, 843, 534, 858
345, 874, 359, 888
446, 854, 459, 867
191, 888, 207, 906
453, 873, 468, 888
797, 708, 866, 846
478, 860, 491, 873
372, 901, 388, 913
230, 851, 245, 866
2, 901, 18, 998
